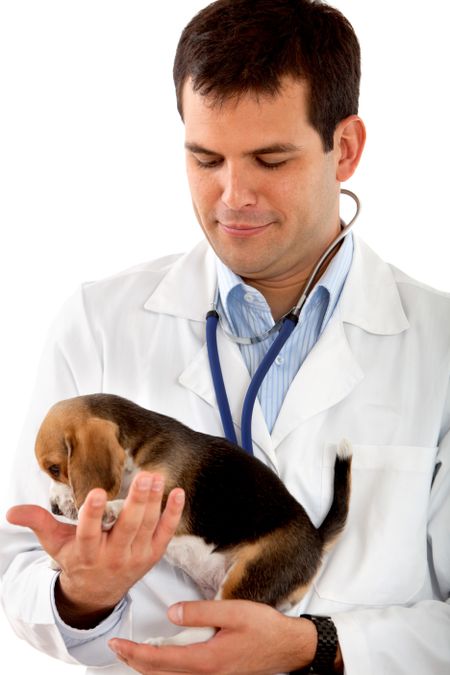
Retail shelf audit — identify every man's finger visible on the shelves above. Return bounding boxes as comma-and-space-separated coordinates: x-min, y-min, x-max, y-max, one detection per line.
140, 488, 185, 559
168, 600, 252, 630
75, 489, 107, 563
109, 638, 205, 674
109, 472, 161, 550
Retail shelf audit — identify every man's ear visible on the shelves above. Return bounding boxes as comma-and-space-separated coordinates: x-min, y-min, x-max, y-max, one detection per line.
334, 115, 366, 182
67, 418, 125, 508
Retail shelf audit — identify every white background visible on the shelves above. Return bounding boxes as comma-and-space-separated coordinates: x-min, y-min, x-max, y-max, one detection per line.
0, 1, 449, 672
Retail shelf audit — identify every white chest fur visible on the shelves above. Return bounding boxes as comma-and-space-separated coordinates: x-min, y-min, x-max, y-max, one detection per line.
118, 450, 139, 498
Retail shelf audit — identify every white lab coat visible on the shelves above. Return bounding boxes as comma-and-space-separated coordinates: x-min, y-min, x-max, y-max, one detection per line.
0, 235, 449, 674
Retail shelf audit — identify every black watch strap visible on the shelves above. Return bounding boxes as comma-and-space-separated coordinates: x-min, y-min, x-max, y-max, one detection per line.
290, 614, 338, 674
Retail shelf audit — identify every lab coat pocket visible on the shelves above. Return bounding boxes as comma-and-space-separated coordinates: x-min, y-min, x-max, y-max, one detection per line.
314, 443, 437, 606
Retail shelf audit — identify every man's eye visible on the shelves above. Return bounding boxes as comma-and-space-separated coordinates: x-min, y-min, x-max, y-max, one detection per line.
193, 157, 223, 169
48, 465, 60, 477
256, 158, 288, 170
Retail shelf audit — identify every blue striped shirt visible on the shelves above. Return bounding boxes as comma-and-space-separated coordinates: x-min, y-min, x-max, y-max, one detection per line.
215, 233, 354, 432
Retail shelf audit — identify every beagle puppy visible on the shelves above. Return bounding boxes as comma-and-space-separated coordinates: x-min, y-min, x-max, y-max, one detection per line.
35, 393, 352, 646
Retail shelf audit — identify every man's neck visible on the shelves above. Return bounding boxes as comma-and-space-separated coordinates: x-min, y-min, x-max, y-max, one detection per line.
244, 278, 308, 322
242, 245, 341, 322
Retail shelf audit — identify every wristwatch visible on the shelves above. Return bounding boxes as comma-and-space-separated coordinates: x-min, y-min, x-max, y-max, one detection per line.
290, 614, 338, 674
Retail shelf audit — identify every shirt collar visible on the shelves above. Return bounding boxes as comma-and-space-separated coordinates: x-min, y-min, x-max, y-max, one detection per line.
215, 232, 354, 333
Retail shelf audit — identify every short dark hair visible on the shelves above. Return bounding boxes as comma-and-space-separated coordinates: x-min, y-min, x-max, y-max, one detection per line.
173, 0, 361, 152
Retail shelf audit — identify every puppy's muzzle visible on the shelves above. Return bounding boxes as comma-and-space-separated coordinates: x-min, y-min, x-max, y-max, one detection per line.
51, 502, 63, 516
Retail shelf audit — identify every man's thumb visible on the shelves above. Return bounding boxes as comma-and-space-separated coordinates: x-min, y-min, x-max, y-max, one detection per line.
6, 505, 68, 557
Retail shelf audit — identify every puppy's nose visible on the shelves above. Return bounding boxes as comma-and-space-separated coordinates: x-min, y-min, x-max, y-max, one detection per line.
51, 503, 63, 516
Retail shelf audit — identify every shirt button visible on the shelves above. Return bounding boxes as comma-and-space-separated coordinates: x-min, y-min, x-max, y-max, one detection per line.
275, 355, 284, 366
244, 292, 255, 303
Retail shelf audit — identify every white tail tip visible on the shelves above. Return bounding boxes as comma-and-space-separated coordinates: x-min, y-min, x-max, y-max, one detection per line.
337, 438, 353, 459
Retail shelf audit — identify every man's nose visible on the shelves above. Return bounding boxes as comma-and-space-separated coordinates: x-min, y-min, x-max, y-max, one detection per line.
221, 164, 257, 210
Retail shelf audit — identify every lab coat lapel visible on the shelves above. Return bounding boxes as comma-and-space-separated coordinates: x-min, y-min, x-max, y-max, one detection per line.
271, 235, 409, 447
178, 332, 275, 463
144, 240, 215, 323
339, 236, 409, 335
271, 311, 364, 446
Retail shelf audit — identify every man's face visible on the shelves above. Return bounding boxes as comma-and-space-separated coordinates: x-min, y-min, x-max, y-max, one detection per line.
183, 77, 342, 285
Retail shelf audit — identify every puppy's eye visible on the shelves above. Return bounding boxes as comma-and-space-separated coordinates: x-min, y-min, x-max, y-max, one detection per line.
48, 465, 60, 478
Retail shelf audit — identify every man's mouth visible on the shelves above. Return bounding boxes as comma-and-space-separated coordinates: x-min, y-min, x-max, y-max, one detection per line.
217, 221, 274, 237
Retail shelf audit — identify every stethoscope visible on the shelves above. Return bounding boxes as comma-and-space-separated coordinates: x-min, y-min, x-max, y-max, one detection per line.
206, 189, 361, 456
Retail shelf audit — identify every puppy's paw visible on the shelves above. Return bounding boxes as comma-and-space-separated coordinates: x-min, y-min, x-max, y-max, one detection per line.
144, 627, 216, 647
102, 499, 125, 531
144, 636, 166, 647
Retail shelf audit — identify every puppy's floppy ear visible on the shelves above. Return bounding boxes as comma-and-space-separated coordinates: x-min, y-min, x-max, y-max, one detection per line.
67, 417, 125, 509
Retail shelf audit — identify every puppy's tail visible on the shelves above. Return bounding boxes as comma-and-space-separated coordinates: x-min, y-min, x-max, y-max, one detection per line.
318, 439, 352, 548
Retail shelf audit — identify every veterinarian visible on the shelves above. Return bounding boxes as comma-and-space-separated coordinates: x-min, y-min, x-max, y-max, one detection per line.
1, 1, 449, 674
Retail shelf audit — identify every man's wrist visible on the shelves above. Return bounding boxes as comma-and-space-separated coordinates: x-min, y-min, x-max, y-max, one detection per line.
291, 615, 343, 674
54, 574, 117, 629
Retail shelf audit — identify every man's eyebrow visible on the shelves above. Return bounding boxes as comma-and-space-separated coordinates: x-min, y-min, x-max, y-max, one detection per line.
184, 142, 301, 156
249, 143, 302, 155
185, 142, 218, 156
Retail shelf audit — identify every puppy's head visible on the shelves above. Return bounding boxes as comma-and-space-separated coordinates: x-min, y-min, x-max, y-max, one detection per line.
35, 398, 126, 518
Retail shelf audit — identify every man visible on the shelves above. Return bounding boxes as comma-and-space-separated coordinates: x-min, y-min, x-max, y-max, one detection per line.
1, 1, 449, 674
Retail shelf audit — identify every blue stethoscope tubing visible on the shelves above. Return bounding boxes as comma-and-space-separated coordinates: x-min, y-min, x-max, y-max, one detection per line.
206, 308, 299, 451
206, 189, 361, 456
205, 311, 239, 445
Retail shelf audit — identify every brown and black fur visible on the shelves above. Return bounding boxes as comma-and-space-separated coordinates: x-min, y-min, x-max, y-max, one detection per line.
35, 393, 352, 609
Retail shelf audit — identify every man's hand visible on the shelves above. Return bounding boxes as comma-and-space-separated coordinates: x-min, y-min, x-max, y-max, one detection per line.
108, 599, 322, 675
7, 473, 185, 627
